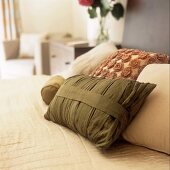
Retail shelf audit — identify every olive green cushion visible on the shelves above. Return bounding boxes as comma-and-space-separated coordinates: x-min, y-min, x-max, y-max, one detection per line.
44, 75, 156, 149
41, 75, 65, 105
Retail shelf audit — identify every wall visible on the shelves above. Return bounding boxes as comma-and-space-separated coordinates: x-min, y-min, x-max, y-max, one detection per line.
71, 0, 88, 39
19, 0, 73, 35
19, 0, 127, 43
123, 0, 170, 55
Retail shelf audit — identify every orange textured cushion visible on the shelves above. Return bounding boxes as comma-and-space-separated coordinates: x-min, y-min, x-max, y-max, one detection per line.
90, 48, 169, 80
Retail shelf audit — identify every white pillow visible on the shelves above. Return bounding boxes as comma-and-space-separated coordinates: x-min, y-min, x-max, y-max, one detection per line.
19, 33, 48, 58
66, 41, 117, 77
123, 64, 170, 154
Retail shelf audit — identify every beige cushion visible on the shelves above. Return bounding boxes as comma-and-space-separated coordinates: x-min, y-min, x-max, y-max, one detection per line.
41, 75, 65, 105
19, 33, 48, 58
123, 64, 170, 154
68, 41, 117, 76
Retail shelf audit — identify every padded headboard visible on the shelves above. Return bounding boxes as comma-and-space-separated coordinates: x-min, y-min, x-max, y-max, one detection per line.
122, 0, 170, 55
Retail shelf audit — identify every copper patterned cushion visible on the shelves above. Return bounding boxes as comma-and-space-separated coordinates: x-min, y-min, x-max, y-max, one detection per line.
90, 48, 169, 80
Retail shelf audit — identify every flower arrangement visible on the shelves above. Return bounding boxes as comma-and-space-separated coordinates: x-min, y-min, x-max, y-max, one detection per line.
78, 0, 124, 20
78, 0, 125, 43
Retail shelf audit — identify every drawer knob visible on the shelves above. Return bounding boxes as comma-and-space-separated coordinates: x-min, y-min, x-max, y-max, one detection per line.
51, 55, 56, 58
65, 62, 71, 65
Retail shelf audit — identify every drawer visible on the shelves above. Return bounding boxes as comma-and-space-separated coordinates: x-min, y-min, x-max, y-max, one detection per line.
49, 42, 75, 74
50, 55, 73, 75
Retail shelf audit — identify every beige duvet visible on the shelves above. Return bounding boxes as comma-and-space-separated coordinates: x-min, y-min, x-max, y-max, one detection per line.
0, 76, 169, 170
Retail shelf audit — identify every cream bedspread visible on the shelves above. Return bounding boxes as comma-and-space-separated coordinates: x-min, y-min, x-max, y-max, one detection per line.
0, 76, 169, 170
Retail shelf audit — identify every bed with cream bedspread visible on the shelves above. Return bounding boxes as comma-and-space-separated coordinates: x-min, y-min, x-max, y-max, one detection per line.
0, 76, 169, 170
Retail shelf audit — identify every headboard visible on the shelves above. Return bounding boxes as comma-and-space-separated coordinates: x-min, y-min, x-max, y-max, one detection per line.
122, 0, 170, 55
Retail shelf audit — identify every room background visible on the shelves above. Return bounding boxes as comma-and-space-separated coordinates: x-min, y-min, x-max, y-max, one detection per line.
19, 0, 127, 44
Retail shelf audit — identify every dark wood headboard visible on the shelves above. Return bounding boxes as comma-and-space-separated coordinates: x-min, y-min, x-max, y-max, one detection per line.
122, 0, 170, 55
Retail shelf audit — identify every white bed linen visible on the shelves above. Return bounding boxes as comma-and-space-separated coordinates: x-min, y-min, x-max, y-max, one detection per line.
0, 76, 169, 170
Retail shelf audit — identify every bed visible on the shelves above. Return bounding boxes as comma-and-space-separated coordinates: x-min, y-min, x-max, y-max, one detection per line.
0, 0, 169, 170
0, 76, 169, 170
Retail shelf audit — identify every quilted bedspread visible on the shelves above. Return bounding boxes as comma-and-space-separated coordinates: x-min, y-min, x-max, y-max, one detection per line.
0, 76, 169, 170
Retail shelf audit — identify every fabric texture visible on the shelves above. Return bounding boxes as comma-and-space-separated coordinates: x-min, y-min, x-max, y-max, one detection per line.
0, 76, 169, 170
123, 64, 170, 154
41, 75, 65, 105
90, 48, 169, 80
45, 75, 156, 149
65, 41, 117, 77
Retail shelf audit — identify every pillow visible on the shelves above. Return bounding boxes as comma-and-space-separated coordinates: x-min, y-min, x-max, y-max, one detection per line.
67, 41, 117, 76
90, 48, 169, 80
44, 75, 156, 149
19, 33, 48, 58
123, 64, 170, 154
41, 75, 65, 105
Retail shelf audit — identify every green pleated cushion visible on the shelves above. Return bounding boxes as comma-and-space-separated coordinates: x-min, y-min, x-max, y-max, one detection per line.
44, 75, 156, 149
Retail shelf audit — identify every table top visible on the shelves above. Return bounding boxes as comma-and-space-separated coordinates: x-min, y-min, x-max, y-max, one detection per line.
51, 40, 121, 49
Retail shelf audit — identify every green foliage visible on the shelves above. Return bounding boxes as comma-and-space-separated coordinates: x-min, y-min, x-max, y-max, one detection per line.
88, 7, 97, 18
88, 0, 124, 20
101, 0, 110, 9
100, 7, 110, 17
111, 3, 124, 20
92, 0, 102, 8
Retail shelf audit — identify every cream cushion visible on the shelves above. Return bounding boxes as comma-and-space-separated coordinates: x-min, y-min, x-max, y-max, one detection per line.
19, 33, 48, 58
66, 41, 117, 77
41, 75, 65, 105
123, 64, 170, 154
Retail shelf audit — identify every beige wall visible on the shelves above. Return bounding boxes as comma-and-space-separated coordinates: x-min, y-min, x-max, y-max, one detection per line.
71, 0, 88, 39
19, 0, 127, 43
19, 0, 73, 34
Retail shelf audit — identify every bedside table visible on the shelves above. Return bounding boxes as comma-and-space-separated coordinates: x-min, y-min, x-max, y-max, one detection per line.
50, 41, 121, 74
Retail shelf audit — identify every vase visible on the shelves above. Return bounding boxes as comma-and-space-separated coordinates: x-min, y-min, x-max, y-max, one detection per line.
87, 9, 109, 45
97, 17, 109, 44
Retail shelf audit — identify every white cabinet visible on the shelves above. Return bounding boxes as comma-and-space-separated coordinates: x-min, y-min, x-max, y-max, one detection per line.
50, 42, 74, 74
49, 41, 96, 75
